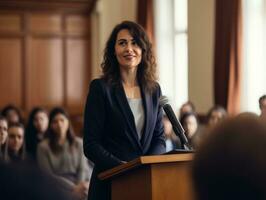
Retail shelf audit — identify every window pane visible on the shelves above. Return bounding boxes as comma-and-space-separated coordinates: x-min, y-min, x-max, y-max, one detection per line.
174, 33, 188, 107
174, 0, 187, 31
241, 0, 266, 113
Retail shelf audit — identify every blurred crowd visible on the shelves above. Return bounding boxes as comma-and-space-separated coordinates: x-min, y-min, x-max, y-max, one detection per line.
163, 94, 266, 152
0, 105, 93, 200
0, 94, 266, 200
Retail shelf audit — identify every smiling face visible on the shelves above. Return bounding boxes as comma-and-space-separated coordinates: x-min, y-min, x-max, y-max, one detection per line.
115, 29, 142, 72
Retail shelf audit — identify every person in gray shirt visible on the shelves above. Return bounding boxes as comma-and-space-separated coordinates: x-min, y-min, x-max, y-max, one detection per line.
37, 107, 91, 200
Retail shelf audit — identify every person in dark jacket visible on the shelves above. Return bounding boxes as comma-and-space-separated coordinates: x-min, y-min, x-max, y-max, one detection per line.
83, 20, 166, 200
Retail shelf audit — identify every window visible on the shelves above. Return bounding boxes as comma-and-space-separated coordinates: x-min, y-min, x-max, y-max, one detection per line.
241, 0, 266, 113
154, 0, 188, 110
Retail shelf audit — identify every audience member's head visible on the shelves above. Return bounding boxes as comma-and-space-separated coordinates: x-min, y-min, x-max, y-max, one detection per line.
259, 94, 266, 120
7, 123, 26, 162
1, 104, 23, 125
0, 116, 8, 160
0, 116, 8, 146
180, 112, 199, 139
179, 101, 196, 118
162, 115, 182, 151
29, 107, 49, 135
207, 105, 227, 127
47, 107, 75, 153
26, 107, 49, 158
193, 114, 266, 200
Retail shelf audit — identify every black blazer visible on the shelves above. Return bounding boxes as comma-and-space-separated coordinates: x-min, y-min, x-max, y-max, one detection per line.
83, 78, 166, 200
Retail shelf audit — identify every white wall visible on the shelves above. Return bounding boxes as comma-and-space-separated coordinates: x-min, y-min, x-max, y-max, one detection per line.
188, 0, 215, 113
90, 0, 137, 79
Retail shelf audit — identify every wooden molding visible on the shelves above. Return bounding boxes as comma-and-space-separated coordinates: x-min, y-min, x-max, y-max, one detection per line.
0, 0, 97, 14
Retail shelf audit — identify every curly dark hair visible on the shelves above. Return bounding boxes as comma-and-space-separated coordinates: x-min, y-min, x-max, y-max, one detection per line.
101, 20, 157, 91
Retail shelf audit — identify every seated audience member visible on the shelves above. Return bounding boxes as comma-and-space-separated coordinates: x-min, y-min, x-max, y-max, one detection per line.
0, 116, 8, 160
0, 161, 71, 200
206, 105, 227, 127
1, 104, 24, 125
179, 101, 196, 119
180, 112, 200, 149
7, 123, 27, 163
259, 94, 266, 121
192, 114, 266, 200
26, 107, 49, 160
163, 115, 181, 152
37, 107, 90, 200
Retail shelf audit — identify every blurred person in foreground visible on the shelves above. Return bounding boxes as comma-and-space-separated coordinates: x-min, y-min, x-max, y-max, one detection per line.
193, 114, 266, 200
0, 161, 70, 200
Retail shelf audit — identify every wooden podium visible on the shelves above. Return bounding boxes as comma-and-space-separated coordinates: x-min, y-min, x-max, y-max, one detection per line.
99, 153, 194, 200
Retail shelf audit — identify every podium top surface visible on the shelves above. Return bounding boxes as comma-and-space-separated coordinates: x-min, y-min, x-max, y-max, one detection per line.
99, 153, 193, 180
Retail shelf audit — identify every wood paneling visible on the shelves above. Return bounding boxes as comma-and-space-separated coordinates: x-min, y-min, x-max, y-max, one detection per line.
0, 14, 21, 32
27, 38, 64, 109
29, 14, 62, 34
0, 39, 22, 108
0, 1, 93, 124
0, 0, 96, 14
66, 15, 90, 35
66, 38, 90, 114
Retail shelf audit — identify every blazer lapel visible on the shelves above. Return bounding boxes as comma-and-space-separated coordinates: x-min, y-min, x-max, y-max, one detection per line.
114, 83, 142, 149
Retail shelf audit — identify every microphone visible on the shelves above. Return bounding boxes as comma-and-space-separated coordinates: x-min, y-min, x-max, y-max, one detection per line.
159, 96, 192, 150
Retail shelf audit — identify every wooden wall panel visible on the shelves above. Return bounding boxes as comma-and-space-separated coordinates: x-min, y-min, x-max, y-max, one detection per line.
27, 38, 64, 109
66, 15, 90, 35
0, 4, 92, 121
0, 14, 21, 32
29, 14, 62, 34
0, 39, 22, 108
66, 39, 90, 114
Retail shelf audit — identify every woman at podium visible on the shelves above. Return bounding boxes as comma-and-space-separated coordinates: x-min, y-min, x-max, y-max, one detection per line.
83, 21, 166, 200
